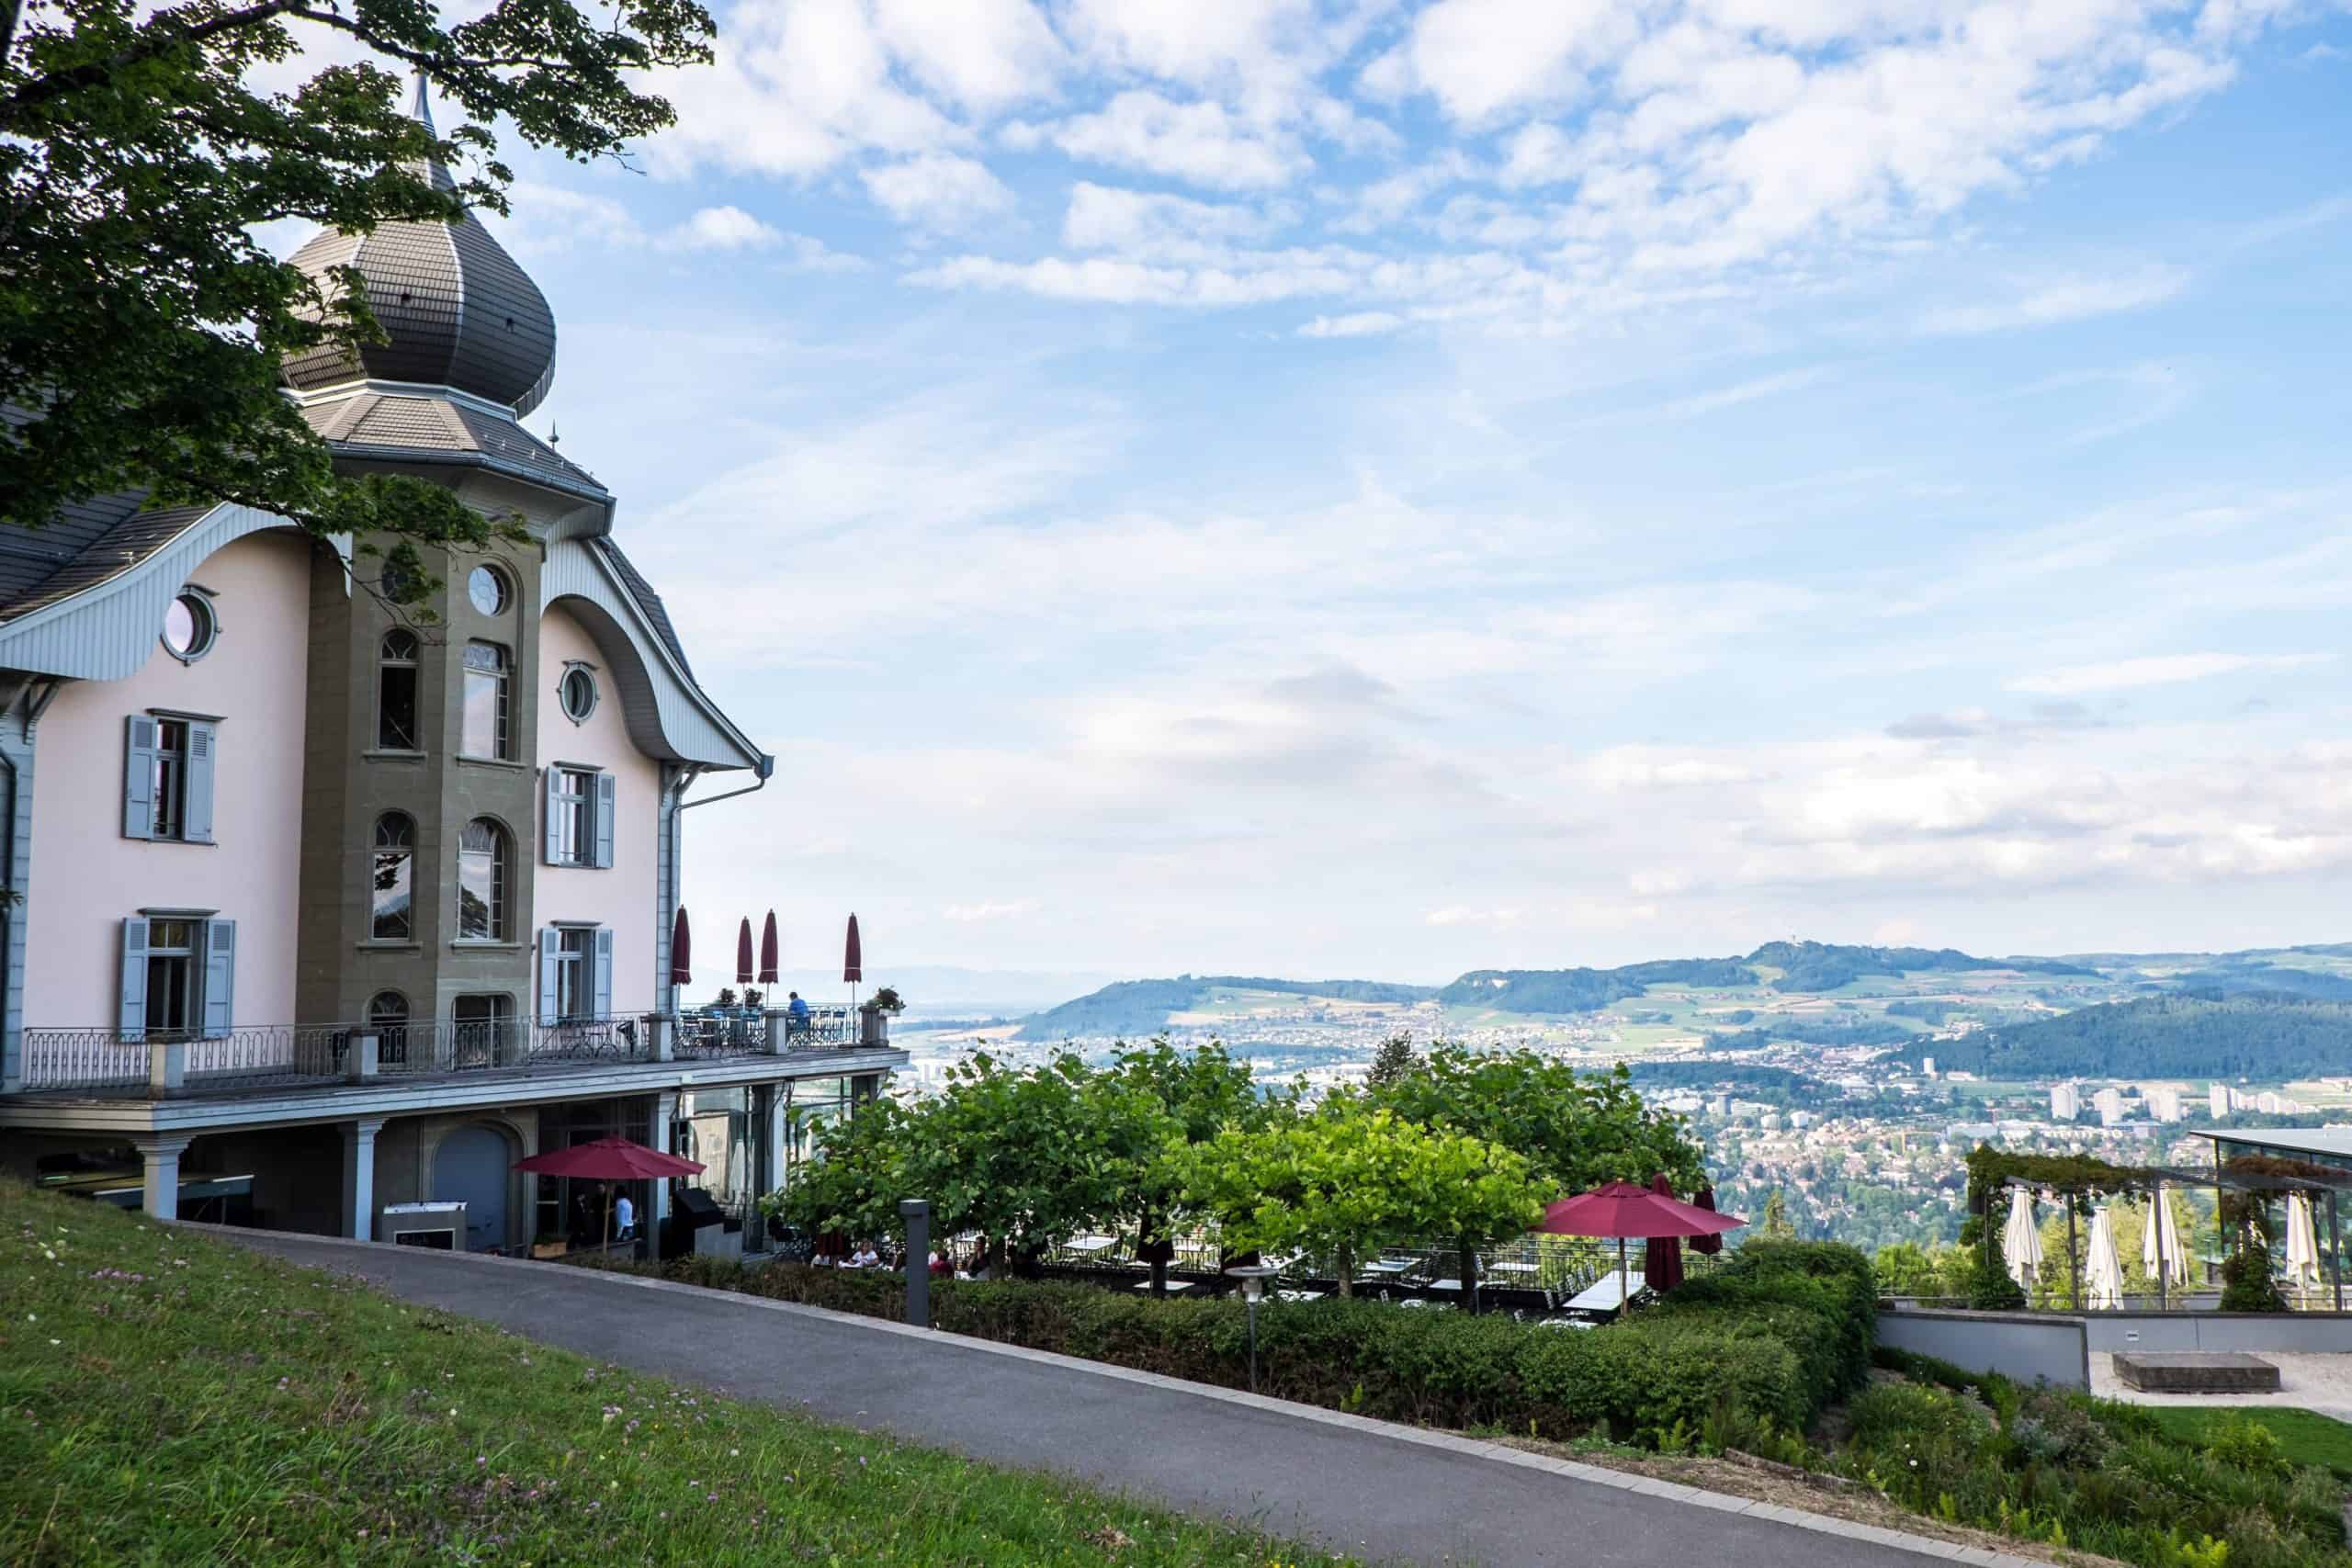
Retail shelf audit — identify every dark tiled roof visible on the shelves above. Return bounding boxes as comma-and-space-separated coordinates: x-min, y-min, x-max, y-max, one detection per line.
0, 501, 220, 622
301, 391, 606, 502
596, 538, 695, 681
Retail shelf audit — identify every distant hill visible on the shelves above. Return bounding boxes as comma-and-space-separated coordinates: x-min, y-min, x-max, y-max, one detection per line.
1909, 994, 2352, 1080
1744, 941, 2098, 992
1016, 975, 1435, 1040
1437, 959, 1758, 1014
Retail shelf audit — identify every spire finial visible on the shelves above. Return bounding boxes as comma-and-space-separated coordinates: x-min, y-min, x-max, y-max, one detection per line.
409, 72, 435, 136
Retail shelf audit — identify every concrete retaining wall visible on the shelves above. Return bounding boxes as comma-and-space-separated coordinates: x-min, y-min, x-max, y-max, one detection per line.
2082, 1313, 2352, 1354
1877, 1308, 2091, 1389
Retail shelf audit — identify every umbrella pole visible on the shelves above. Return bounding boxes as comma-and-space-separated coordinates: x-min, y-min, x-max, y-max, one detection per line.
2155, 1185, 2165, 1314
1618, 1236, 1628, 1312
2333, 1189, 2343, 1314
2067, 1201, 2080, 1311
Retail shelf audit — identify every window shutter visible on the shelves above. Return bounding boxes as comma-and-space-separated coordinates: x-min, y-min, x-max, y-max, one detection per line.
542, 767, 563, 864
118, 919, 151, 1041
199, 919, 236, 1039
593, 773, 616, 869
537, 928, 560, 1025
183, 721, 218, 844
121, 716, 156, 840
593, 928, 615, 1019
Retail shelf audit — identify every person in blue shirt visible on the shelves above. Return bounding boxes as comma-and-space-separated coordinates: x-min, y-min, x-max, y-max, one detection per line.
786, 990, 810, 1036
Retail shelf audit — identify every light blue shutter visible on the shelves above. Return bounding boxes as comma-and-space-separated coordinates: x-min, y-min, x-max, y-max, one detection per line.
537, 928, 560, 1024
593, 928, 614, 1018
542, 767, 563, 863
183, 721, 218, 844
118, 919, 151, 1041
199, 919, 235, 1038
121, 716, 156, 840
593, 773, 616, 869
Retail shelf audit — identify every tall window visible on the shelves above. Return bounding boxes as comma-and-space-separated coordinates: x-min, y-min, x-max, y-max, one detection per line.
150, 719, 187, 839
378, 630, 420, 750
553, 928, 594, 1020
555, 768, 593, 863
461, 641, 510, 759
145, 918, 198, 1038
370, 813, 414, 939
457, 818, 509, 941
368, 990, 410, 1065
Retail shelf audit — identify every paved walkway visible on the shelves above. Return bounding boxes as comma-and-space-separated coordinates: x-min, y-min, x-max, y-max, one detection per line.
219, 1231, 2034, 1568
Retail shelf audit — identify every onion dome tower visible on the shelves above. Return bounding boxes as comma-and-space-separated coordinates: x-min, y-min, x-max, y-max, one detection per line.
280, 78, 559, 416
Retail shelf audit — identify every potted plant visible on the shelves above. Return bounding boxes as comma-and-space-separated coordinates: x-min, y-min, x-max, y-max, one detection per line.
865, 986, 906, 1015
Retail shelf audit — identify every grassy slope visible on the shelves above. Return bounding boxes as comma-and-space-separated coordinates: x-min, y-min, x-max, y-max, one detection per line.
2136, 1406, 2352, 1479
0, 1183, 1343, 1567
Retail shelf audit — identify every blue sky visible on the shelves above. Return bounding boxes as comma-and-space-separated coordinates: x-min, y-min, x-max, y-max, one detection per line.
396, 0, 2350, 982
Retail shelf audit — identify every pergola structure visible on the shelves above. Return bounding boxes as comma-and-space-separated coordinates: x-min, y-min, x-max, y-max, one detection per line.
1970, 1142, 2352, 1312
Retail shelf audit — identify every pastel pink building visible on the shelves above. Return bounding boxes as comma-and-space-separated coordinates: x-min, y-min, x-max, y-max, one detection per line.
0, 85, 901, 1254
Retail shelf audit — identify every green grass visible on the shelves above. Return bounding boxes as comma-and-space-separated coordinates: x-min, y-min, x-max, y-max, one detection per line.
2138, 1405, 2352, 1479
0, 1183, 1348, 1566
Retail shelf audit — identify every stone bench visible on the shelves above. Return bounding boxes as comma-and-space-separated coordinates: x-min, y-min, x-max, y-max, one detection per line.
2114, 1351, 2281, 1394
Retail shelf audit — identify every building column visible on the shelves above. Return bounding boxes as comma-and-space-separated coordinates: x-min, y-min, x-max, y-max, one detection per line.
134, 1134, 194, 1222
766, 1085, 790, 1197
649, 1091, 678, 1234
341, 1118, 387, 1240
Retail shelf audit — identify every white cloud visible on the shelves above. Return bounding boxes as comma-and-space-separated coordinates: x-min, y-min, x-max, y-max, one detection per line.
1061, 182, 1279, 257
1299, 310, 1405, 338
665, 205, 784, 251
1659, 365, 1830, 418
1369, 0, 1631, 123
861, 154, 1017, 230
1918, 265, 2192, 334
943, 899, 1039, 922
868, 0, 1063, 111
2009, 653, 2333, 695
1016, 91, 1307, 189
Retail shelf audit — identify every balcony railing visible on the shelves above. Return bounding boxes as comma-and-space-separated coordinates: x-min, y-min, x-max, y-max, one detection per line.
20, 1024, 353, 1094
12, 1009, 888, 1100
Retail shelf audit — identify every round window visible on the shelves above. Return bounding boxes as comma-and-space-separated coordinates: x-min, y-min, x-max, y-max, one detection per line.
468, 564, 511, 615
161, 592, 216, 661
559, 666, 598, 723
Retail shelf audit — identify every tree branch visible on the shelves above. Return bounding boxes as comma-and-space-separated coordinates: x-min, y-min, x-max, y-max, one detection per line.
1, 0, 308, 118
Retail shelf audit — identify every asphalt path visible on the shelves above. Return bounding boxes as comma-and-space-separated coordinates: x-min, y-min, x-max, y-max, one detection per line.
216, 1230, 2033, 1568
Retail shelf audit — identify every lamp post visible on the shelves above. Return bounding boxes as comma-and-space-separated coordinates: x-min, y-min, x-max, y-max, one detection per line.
1224, 1264, 1282, 1395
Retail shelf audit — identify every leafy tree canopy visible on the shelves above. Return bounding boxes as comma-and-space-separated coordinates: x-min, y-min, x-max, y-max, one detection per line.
1371, 1046, 1706, 1195
2, 0, 714, 598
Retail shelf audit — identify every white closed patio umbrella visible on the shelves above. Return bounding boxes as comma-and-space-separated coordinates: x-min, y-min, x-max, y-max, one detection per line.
2143, 1189, 2188, 1289
2286, 1192, 2323, 1293
2086, 1207, 2124, 1310
2003, 1189, 2044, 1292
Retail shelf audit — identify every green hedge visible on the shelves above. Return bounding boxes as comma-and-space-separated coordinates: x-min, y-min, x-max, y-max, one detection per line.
634, 1239, 1876, 1443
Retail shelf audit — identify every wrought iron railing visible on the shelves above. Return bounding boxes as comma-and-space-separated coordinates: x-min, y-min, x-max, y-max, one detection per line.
674, 1005, 861, 1057
20, 1024, 352, 1092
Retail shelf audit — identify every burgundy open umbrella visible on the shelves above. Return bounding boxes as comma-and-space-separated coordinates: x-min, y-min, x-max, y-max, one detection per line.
1538, 1179, 1744, 1310
669, 906, 692, 986
1644, 1174, 1686, 1292
758, 911, 779, 986
843, 913, 862, 984
735, 918, 754, 987
1688, 1186, 1725, 1256
514, 1136, 706, 1257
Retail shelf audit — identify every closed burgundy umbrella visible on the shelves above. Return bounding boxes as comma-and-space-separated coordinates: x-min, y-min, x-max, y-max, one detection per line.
669, 906, 692, 986
843, 913, 862, 984
514, 1136, 706, 1258
735, 918, 754, 987
1689, 1186, 1725, 1256
758, 911, 780, 986
1538, 1179, 1744, 1310
1644, 1174, 1686, 1292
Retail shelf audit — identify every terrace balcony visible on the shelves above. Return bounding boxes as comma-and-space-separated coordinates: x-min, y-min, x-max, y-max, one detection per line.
1, 1006, 903, 1134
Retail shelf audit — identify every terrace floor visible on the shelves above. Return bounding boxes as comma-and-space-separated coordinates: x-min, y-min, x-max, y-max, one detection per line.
2091, 1349, 2352, 1422
214, 1229, 2020, 1568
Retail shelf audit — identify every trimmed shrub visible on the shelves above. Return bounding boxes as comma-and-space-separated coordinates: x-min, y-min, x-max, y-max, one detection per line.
629, 1240, 1874, 1445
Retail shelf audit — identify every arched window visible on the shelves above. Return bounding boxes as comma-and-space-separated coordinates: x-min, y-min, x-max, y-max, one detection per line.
370, 813, 414, 940
461, 641, 510, 759
457, 818, 509, 941
367, 990, 410, 1066
378, 629, 420, 751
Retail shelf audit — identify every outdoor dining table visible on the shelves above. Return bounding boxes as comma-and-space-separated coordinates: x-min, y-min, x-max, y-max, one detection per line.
1488, 1261, 1541, 1276
1065, 1235, 1118, 1255
1360, 1258, 1415, 1275
1134, 1279, 1194, 1293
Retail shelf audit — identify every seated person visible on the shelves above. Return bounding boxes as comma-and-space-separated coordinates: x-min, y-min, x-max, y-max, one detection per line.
848, 1240, 881, 1269
786, 991, 811, 1034
928, 1249, 952, 1277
